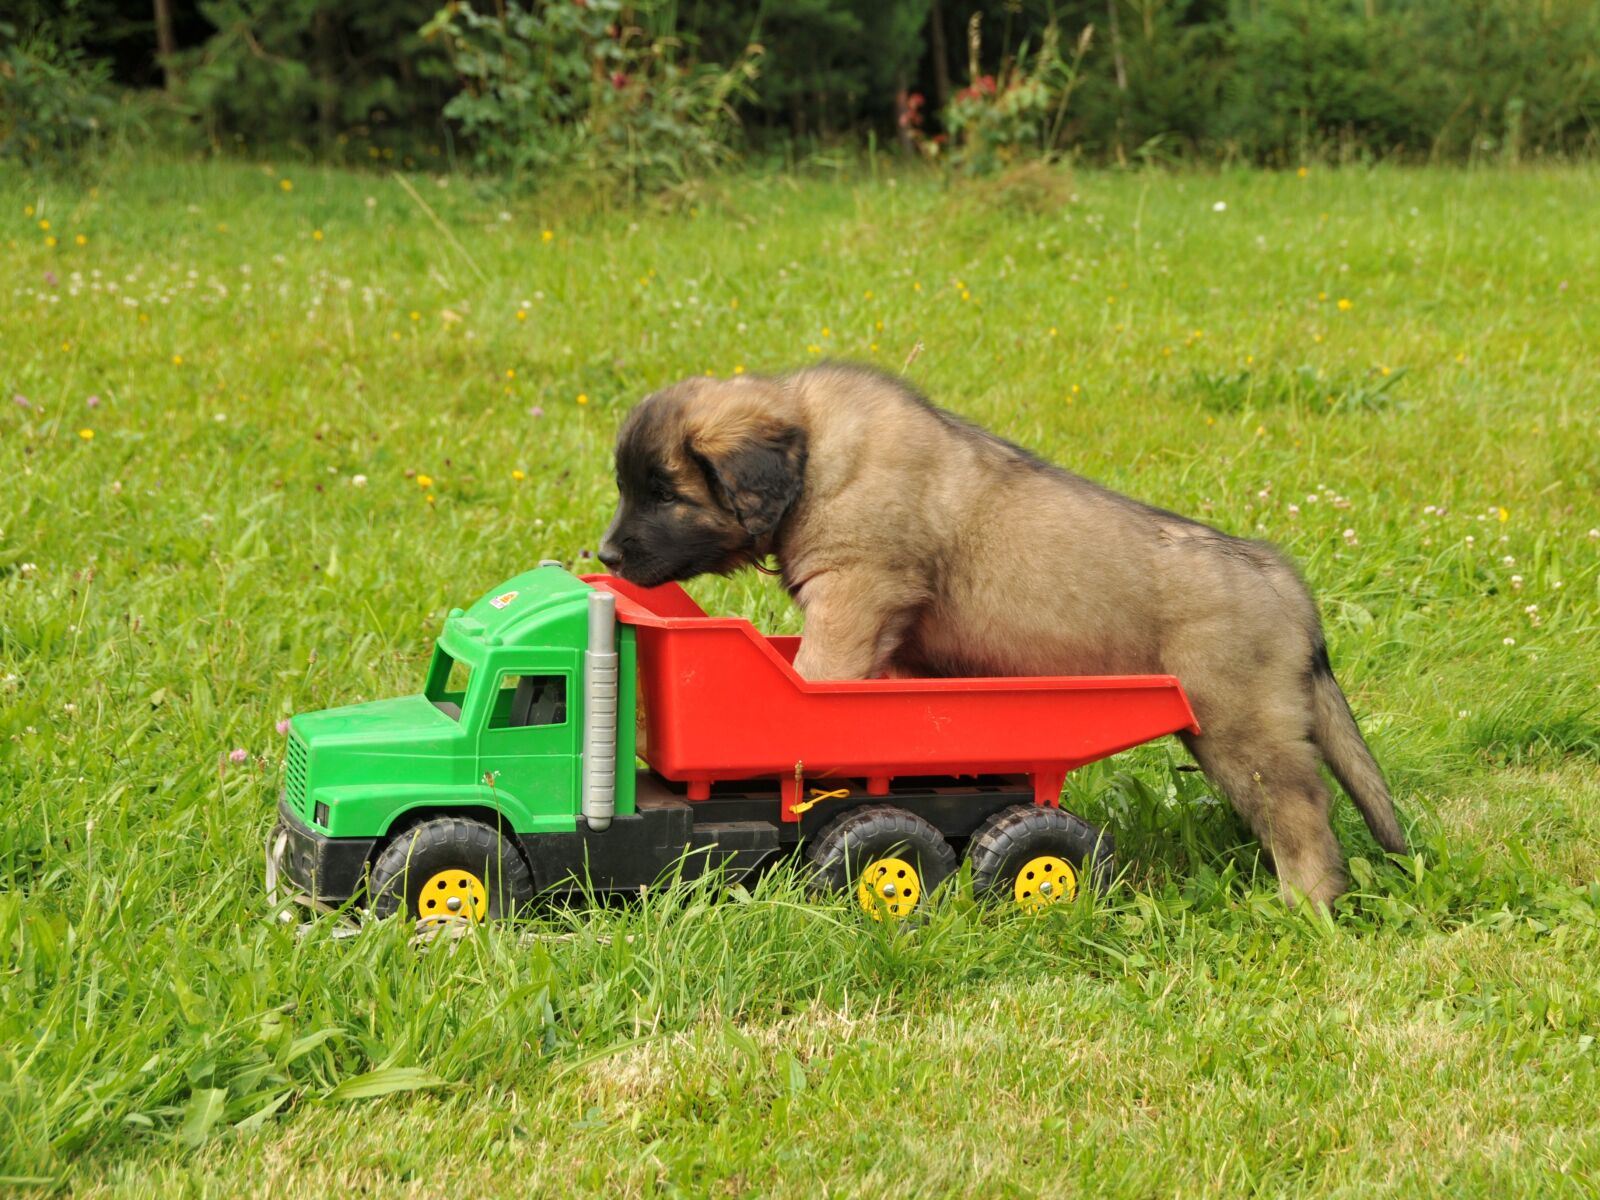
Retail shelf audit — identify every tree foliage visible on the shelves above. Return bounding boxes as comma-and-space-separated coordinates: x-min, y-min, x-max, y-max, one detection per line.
6, 0, 1600, 171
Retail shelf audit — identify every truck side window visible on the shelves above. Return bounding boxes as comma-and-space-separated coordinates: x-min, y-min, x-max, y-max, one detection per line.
490, 675, 567, 729
427, 652, 471, 720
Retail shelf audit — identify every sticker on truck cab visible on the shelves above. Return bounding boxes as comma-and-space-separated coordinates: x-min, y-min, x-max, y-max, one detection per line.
489, 591, 519, 609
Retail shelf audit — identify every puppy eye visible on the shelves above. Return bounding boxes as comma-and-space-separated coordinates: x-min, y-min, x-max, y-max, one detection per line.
651, 480, 678, 505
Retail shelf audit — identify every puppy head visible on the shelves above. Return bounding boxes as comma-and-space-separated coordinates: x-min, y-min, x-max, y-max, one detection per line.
599, 376, 807, 587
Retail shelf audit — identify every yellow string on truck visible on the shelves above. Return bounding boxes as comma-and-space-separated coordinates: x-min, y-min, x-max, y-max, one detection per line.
789, 761, 849, 815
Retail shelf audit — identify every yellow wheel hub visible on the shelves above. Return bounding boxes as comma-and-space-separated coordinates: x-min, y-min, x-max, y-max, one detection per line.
1013, 855, 1077, 910
418, 868, 488, 922
856, 856, 921, 920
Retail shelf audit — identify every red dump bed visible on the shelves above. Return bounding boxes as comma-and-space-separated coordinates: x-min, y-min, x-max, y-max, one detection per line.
586, 576, 1199, 819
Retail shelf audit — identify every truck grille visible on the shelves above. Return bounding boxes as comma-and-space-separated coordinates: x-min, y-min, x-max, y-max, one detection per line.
285, 732, 309, 814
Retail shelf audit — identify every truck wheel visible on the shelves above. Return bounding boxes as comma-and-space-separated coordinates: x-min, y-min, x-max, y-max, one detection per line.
369, 816, 535, 923
806, 805, 958, 921
966, 805, 1114, 910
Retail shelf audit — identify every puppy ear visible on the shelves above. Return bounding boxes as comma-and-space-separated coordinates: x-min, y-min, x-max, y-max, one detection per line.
688, 418, 807, 538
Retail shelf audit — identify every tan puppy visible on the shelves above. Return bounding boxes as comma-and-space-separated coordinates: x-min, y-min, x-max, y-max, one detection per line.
599, 364, 1406, 906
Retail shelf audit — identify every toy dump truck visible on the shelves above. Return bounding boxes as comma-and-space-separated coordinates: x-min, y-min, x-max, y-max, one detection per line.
267, 564, 1199, 922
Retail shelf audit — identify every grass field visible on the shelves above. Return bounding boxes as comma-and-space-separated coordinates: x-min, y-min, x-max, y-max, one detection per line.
3, 156, 1599, 1196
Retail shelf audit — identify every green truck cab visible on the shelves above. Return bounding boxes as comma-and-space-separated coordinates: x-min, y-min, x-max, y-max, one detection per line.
269, 564, 654, 921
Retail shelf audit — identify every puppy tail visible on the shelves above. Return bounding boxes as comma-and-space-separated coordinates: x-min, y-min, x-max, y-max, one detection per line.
1310, 643, 1408, 855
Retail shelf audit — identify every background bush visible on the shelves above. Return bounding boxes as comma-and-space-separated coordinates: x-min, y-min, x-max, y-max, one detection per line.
0, 0, 122, 165
422, 0, 759, 195
5, 0, 1599, 175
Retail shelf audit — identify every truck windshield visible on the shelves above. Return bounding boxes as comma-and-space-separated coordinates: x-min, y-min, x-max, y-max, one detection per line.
425, 648, 472, 720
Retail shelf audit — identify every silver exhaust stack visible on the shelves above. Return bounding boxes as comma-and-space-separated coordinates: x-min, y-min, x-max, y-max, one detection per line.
581, 590, 618, 831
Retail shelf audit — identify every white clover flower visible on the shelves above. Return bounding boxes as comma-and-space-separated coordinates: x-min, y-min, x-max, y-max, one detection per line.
351, 474, 368, 488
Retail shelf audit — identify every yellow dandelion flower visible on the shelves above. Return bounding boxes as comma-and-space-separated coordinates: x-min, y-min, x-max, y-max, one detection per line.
733, 365, 745, 375
1379, 365, 1391, 376
870, 343, 879, 353
875, 320, 884, 332
409, 311, 421, 321
1071, 384, 1081, 395
39, 219, 50, 231
913, 281, 922, 292
391, 331, 401, 341
172, 354, 183, 366
61, 340, 71, 352
24, 205, 34, 216
730, 299, 739, 309
1317, 291, 1327, 301
512, 469, 526, 481
1206, 416, 1216, 426
425, 493, 435, 504
516, 310, 527, 321
1455, 352, 1467, 364
1255, 425, 1266, 437
541, 229, 554, 242
75, 234, 88, 246
1498, 506, 1509, 522
821, 327, 831, 338
1337, 298, 1352, 311
1297, 166, 1309, 178
45, 236, 57, 247
505, 368, 516, 379
1313, 334, 1324, 343
312, 229, 324, 242
1245, 355, 1254, 364
807, 344, 821, 354
1048, 327, 1057, 337
961, 291, 971, 301
280, 179, 293, 192
864, 290, 873, 299
79, 428, 94, 440
416, 474, 433, 489
577, 393, 589, 406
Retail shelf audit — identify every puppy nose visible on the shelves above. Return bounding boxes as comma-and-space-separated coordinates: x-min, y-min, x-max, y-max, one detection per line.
597, 542, 622, 569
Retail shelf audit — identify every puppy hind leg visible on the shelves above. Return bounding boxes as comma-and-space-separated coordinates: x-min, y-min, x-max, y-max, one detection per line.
1184, 733, 1346, 909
